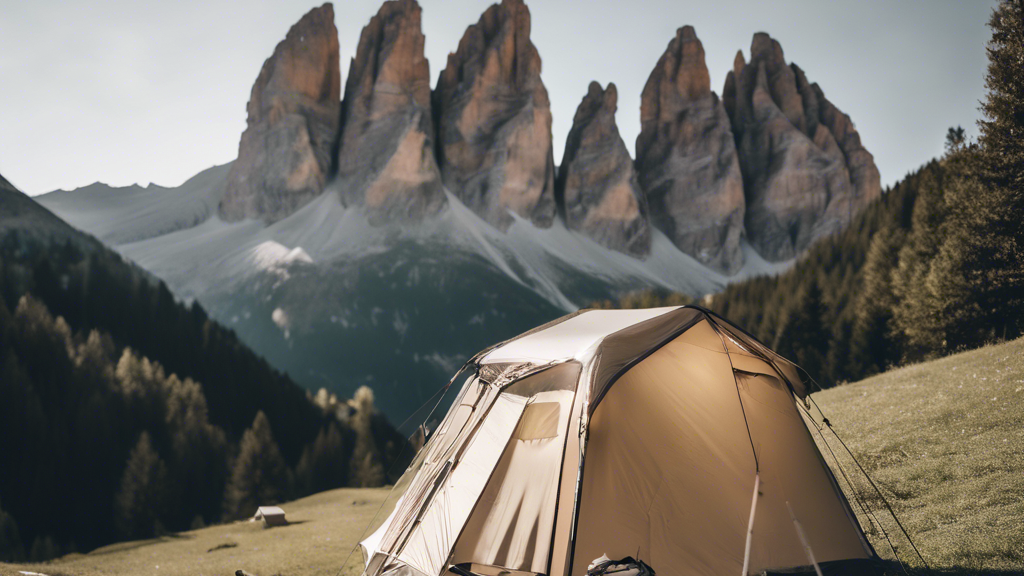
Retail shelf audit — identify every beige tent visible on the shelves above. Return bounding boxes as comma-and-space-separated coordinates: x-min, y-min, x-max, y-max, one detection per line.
359, 306, 877, 576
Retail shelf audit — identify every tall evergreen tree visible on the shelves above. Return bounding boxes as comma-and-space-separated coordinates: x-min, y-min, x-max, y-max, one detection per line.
114, 431, 168, 539
773, 278, 830, 386
349, 386, 385, 487
296, 421, 350, 494
223, 411, 289, 520
933, 0, 1024, 343
850, 227, 905, 374
891, 168, 950, 358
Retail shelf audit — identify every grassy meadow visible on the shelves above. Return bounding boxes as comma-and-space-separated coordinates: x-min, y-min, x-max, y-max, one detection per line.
3, 337, 1022, 576
809, 336, 1024, 575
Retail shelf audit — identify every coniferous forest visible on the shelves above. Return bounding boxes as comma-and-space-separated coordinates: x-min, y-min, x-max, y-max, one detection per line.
0, 180, 411, 561
603, 2, 1023, 389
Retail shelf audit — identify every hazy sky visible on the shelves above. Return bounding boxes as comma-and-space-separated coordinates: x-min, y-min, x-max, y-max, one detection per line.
0, 0, 998, 196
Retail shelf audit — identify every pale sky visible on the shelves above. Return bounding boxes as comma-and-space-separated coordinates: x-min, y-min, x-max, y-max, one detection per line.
0, 0, 997, 196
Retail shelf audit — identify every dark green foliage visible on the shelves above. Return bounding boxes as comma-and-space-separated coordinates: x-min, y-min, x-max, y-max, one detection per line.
772, 277, 830, 384
849, 228, 904, 375
223, 411, 290, 521
978, 0, 1024, 193
295, 421, 352, 495
114, 432, 168, 539
945, 126, 966, 154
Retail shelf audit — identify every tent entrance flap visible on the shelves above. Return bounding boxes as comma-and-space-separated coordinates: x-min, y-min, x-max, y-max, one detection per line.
451, 363, 582, 574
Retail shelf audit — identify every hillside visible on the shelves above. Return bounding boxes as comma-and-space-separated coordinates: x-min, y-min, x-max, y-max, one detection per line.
808, 336, 1024, 574
6, 336, 1021, 576
36, 174, 791, 422
0, 175, 408, 558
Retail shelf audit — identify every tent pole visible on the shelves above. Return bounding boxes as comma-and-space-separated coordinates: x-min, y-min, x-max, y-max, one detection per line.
741, 472, 760, 576
787, 501, 824, 576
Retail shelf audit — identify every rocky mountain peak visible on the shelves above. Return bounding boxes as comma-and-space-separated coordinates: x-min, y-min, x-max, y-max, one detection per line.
335, 0, 445, 222
635, 25, 745, 274
670, 25, 712, 100
726, 32, 881, 261
218, 3, 341, 223
733, 50, 746, 76
557, 82, 650, 257
433, 0, 557, 231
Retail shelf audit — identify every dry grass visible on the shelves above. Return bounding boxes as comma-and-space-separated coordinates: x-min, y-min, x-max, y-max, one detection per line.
3, 338, 1022, 576
0, 487, 391, 576
808, 337, 1024, 575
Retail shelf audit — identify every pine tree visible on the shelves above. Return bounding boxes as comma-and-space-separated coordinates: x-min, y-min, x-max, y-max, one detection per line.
296, 421, 350, 495
773, 278, 830, 387
223, 411, 289, 520
850, 227, 905, 375
349, 387, 385, 487
114, 431, 168, 539
896, 1, 1024, 354
890, 168, 949, 358
930, 0, 1024, 344
979, 0, 1024, 192
164, 375, 228, 527
944, 126, 966, 154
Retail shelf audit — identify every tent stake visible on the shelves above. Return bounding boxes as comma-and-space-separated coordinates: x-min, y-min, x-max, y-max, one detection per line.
787, 501, 823, 576
741, 473, 760, 576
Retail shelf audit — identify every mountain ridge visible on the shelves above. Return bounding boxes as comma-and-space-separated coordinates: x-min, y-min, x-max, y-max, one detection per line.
211, 1, 879, 266
32, 0, 880, 420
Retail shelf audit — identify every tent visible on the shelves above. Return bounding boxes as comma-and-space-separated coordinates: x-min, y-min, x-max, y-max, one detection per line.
359, 306, 878, 576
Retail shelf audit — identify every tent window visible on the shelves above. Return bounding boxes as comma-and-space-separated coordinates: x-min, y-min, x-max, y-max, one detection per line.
517, 402, 561, 440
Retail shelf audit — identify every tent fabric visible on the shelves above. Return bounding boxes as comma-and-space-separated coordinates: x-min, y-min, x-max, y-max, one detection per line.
359, 306, 874, 576
480, 308, 681, 365
571, 326, 758, 575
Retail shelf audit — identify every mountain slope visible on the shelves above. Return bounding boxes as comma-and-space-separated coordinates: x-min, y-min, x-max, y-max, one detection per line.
36, 176, 790, 420
5, 173, 322, 449
1, 173, 416, 557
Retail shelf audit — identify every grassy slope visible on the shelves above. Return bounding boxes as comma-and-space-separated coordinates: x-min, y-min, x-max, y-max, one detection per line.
4, 338, 1022, 576
809, 337, 1024, 574
0, 488, 390, 576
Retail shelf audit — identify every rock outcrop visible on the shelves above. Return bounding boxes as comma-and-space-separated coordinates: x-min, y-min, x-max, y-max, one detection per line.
433, 0, 557, 231
635, 26, 745, 274
336, 0, 445, 222
219, 3, 341, 223
556, 82, 650, 257
724, 32, 881, 261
